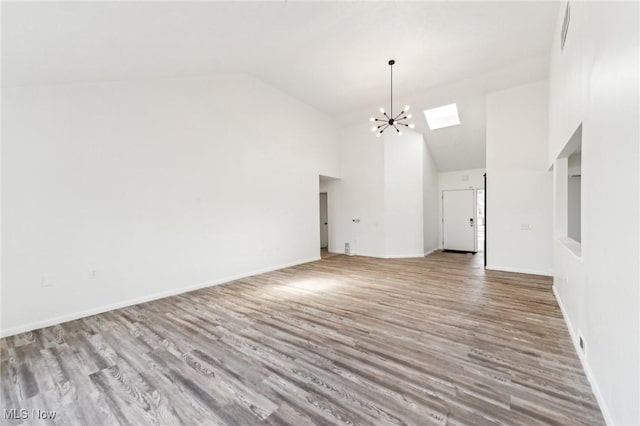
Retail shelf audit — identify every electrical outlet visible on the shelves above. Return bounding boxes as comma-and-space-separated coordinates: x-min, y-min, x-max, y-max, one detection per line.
520, 223, 532, 231
89, 270, 97, 279
40, 277, 53, 288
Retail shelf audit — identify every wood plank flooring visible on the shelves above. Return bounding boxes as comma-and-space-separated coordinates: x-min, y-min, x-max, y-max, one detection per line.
1, 251, 604, 425
320, 249, 340, 259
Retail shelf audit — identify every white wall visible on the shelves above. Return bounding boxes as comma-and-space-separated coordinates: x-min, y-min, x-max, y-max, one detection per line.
548, 2, 639, 424
383, 131, 424, 258
1, 74, 341, 336
327, 124, 385, 257
486, 80, 553, 276
438, 168, 486, 192
437, 168, 485, 248
423, 143, 439, 254
329, 125, 431, 258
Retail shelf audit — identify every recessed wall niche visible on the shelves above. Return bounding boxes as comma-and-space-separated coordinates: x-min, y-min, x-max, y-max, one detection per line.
557, 123, 583, 248
567, 146, 581, 243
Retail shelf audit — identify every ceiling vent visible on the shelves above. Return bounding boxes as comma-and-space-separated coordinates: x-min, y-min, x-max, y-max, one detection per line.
561, 2, 570, 52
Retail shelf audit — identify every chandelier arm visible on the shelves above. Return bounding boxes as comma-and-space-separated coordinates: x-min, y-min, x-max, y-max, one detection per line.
371, 59, 411, 137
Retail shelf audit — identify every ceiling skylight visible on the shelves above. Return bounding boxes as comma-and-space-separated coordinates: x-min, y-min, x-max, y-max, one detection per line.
423, 103, 461, 130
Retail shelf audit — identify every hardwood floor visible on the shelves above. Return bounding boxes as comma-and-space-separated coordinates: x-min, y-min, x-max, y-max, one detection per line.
320, 248, 340, 259
1, 252, 604, 425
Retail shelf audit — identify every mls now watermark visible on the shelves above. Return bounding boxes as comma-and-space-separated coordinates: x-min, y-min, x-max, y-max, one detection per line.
4, 409, 57, 420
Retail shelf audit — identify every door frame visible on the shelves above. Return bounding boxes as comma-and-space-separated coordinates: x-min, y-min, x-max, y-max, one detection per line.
483, 173, 487, 267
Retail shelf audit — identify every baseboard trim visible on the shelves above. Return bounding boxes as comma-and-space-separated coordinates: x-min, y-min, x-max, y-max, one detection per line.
486, 265, 552, 277
350, 249, 438, 259
424, 248, 438, 257
385, 253, 426, 259
552, 285, 613, 425
0, 256, 320, 338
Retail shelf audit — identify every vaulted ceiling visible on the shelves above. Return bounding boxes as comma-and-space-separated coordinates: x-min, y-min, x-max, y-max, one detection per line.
2, 1, 559, 171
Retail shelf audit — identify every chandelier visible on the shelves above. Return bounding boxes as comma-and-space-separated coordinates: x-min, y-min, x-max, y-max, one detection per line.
370, 59, 414, 137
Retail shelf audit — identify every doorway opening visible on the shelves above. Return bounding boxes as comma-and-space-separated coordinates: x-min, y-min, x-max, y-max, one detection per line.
320, 192, 328, 252
319, 175, 340, 259
477, 189, 485, 252
319, 192, 338, 259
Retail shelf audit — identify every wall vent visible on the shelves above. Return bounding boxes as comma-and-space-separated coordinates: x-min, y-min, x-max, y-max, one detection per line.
578, 329, 586, 357
561, 2, 571, 52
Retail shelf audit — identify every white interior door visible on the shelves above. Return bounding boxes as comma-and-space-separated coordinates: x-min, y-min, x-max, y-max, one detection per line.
443, 189, 476, 252
319, 193, 328, 248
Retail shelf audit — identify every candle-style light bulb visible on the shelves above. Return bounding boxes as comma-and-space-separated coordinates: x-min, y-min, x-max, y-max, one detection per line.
370, 117, 375, 122
379, 107, 385, 114
409, 123, 415, 129
404, 105, 410, 112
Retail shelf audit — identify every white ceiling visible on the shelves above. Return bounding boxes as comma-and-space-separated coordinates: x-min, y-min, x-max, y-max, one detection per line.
1, 1, 559, 171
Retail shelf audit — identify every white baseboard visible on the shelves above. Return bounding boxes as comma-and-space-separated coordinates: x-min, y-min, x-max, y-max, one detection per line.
347, 249, 438, 259
486, 264, 552, 277
552, 285, 613, 425
424, 248, 438, 257
0, 256, 320, 338
385, 253, 426, 259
